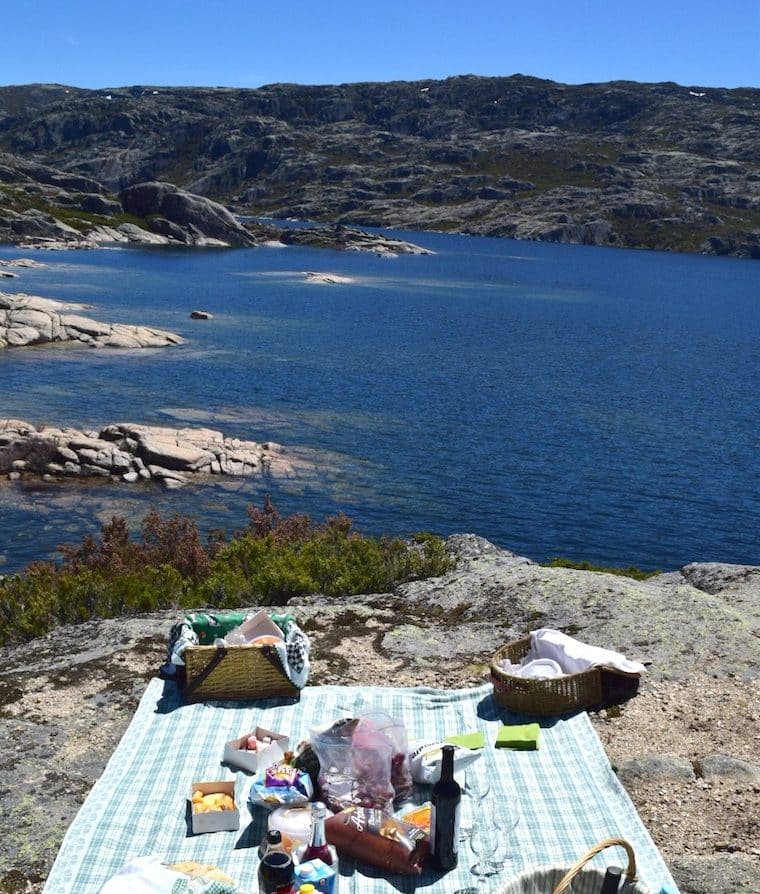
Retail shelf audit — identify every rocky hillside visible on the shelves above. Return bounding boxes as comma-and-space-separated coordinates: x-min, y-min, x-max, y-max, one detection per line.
1, 536, 758, 893
1, 76, 759, 257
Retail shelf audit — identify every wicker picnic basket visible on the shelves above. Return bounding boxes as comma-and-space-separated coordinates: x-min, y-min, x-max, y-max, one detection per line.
490, 638, 640, 717
181, 642, 300, 702
494, 837, 653, 894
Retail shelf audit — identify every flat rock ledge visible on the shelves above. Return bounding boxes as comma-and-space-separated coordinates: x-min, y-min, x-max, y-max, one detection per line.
273, 224, 434, 257
0, 536, 758, 894
0, 419, 294, 488
0, 258, 46, 269
0, 291, 183, 349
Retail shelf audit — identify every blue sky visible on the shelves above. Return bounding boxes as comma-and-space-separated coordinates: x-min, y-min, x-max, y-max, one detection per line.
2, 1, 758, 90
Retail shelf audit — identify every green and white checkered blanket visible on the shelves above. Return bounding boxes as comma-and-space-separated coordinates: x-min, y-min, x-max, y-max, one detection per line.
42, 679, 679, 894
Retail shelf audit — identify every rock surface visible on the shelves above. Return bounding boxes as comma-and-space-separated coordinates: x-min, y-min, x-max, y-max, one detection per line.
0, 149, 431, 254
0, 535, 757, 892
303, 271, 355, 284
1, 77, 759, 257
275, 224, 434, 256
0, 291, 182, 348
0, 258, 46, 269
0, 419, 295, 486
119, 181, 257, 247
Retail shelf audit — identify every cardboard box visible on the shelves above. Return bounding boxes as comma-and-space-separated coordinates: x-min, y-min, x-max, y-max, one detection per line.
229, 609, 284, 644
295, 858, 338, 894
190, 780, 239, 834
223, 726, 289, 773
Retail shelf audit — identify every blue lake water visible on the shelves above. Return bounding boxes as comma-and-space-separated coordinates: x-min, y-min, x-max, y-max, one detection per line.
1, 231, 758, 573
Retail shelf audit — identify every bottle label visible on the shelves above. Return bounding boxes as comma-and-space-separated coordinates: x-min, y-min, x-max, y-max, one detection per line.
430, 803, 461, 854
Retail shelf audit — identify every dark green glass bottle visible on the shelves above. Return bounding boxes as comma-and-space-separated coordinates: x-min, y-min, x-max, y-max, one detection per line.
430, 744, 461, 871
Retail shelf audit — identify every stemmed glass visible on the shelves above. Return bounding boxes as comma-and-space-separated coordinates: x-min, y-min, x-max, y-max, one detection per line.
459, 766, 491, 841
469, 807, 503, 889
470, 799, 519, 881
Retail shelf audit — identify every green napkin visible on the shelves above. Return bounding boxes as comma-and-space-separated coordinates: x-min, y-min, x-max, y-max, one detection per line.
495, 723, 541, 750
184, 611, 249, 644
444, 730, 486, 750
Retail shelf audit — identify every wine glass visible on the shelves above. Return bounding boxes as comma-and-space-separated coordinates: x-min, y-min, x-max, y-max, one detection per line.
470, 799, 520, 881
481, 800, 519, 875
469, 808, 503, 888
459, 765, 491, 841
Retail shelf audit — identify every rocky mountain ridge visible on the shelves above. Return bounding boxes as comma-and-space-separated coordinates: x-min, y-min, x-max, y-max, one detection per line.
1, 75, 759, 256
0, 154, 429, 252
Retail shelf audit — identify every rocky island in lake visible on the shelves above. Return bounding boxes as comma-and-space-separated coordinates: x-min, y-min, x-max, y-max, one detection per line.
0, 419, 296, 487
0, 292, 182, 349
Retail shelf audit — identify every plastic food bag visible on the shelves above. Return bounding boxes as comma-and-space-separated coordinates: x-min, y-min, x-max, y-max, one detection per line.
357, 711, 413, 804
309, 711, 413, 813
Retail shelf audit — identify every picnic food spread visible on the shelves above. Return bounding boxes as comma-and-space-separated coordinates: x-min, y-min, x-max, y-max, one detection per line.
86, 615, 672, 894
192, 790, 236, 813
168, 860, 236, 883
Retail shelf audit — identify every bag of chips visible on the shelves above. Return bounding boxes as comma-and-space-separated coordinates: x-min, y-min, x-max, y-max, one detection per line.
247, 763, 314, 810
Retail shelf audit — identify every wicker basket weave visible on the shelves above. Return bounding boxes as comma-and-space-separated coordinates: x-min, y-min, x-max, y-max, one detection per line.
490, 638, 640, 717
181, 643, 299, 702
494, 837, 652, 894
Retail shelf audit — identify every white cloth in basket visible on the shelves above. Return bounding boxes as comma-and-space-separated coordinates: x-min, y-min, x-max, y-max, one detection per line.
526, 629, 646, 676
521, 658, 564, 679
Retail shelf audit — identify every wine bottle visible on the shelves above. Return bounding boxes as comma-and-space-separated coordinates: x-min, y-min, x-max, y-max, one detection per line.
302, 801, 336, 866
600, 866, 622, 894
430, 743, 461, 871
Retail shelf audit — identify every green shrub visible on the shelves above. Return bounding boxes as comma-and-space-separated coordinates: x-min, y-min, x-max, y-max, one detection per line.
0, 501, 453, 644
59, 510, 210, 581
543, 557, 659, 580
201, 510, 452, 604
0, 564, 188, 641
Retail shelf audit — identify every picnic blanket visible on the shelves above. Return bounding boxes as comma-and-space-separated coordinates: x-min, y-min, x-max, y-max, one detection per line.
42, 679, 680, 894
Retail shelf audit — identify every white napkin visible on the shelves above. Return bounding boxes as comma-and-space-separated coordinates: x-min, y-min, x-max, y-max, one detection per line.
520, 658, 565, 679
100, 856, 238, 893
527, 628, 646, 675
100, 856, 180, 893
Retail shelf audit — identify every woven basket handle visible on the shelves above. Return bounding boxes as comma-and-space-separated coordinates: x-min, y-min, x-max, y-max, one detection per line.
183, 645, 227, 700
552, 838, 637, 894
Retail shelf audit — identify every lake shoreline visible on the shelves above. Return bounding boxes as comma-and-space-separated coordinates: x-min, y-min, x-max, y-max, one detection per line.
0, 234, 757, 572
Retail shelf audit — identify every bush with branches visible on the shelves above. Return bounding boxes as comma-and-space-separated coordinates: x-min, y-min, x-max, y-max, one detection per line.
0, 500, 453, 644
